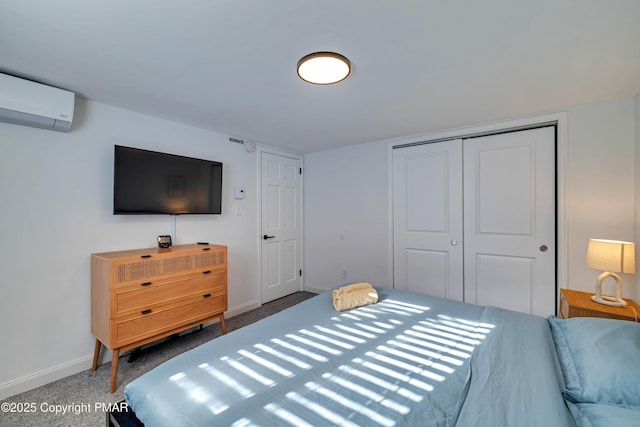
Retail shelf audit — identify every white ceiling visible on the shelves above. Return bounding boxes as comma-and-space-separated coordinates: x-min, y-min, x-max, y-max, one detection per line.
2, 1, 639, 154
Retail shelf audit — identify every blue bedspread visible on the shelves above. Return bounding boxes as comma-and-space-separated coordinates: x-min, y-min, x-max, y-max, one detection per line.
454, 307, 576, 427
124, 288, 574, 426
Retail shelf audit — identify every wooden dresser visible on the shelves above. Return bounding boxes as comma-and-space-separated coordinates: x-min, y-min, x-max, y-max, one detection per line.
91, 243, 228, 392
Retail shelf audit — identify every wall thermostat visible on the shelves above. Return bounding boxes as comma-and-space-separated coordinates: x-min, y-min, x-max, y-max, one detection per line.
234, 187, 246, 199
157, 235, 172, 248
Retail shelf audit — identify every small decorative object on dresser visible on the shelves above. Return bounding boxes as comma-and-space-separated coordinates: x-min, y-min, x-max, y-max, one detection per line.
157, 234, 172, 248
559, 288, 639, 322
91, 243, 228, 392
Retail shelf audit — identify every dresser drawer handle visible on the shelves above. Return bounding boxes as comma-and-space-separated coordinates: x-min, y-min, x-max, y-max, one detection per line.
202, 270, 211, 275
141, 309, 152, 315
141, 255, 152, 259
202, 247, 211, 251
140, 282, 152, 287
203, 293, 211, 298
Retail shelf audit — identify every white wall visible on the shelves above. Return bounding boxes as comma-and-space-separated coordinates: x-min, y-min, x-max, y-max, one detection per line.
303, 141, 390, 292
635, 92, 640, 302
0, 99, 260, 398
304, 97, 638, 301
565, 98, 636, 294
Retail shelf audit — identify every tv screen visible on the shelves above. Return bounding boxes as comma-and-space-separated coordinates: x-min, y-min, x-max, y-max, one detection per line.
113, 145, 223, 215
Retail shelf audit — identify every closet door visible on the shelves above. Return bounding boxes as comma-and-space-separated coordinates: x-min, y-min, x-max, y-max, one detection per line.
393, 126, 556, 316
393, 140, 464, 300
463, 127, 555, 316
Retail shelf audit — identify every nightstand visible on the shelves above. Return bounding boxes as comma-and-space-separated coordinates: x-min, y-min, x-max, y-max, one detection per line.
559, 289, 639, 322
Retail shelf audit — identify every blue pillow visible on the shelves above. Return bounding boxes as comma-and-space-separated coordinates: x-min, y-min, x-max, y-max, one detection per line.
548, 316, 640, 408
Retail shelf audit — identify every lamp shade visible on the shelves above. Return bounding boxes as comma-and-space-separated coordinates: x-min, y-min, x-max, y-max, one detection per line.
586, 239, 635, 273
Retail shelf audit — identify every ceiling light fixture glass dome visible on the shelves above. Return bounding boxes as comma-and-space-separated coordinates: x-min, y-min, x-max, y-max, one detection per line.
297, 52, 351, 85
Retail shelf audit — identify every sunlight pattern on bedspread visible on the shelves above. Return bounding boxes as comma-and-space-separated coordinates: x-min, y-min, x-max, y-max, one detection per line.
124, 289, 493, 427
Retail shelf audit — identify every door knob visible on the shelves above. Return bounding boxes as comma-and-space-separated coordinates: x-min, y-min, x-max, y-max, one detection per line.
263, 235, 275, 240
539, 245, 548, 252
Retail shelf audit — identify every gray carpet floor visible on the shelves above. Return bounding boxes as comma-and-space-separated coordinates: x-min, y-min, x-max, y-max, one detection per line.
0, 291, 316, 427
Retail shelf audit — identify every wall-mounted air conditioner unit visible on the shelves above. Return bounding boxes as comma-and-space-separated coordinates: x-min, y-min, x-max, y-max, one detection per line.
0, 73, 75, 132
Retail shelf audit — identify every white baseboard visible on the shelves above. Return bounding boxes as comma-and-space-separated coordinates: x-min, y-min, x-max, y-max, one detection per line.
303, 283, 331, 295
0, 300, 262, 401
0, 354, 93, 401
226, 299, 261, 318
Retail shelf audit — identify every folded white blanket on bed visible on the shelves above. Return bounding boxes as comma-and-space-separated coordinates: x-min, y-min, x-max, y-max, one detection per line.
332, 282, 378, 311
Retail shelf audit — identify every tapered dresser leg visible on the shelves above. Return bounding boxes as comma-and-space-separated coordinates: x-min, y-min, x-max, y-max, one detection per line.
92, 338, 102, 371
110, 348, 120, 393
220, 313, 227, 335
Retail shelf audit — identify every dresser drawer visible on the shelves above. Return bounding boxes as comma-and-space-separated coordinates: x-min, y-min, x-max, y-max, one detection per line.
112, 271, 226, 317
110, 248, 226, 288
113, 292, 226, 348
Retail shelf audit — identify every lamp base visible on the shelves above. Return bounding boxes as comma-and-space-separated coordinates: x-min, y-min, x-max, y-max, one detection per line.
591, 294, 627, 307
592, 271, 628, 308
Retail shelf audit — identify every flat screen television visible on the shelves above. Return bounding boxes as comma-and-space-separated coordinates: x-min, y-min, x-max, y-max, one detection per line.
113, 145, 223, 215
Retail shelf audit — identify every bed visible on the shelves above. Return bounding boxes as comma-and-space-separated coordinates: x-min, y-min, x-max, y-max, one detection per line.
120, 287, 640, 427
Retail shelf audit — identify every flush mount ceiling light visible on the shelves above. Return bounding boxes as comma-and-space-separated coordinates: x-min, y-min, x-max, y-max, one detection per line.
297, 52, 351, 85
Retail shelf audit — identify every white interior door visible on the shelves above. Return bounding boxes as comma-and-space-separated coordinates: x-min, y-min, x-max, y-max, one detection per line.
393, 140, 464, 300
463, 127, 556, 316
261, 152, 302, 303
393, 126, 556, 316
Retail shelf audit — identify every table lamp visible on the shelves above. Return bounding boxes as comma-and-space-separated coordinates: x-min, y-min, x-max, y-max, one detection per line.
586, 238, 635, 307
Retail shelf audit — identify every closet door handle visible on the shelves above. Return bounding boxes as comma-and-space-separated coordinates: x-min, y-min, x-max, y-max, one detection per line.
263, 235, 275, 240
